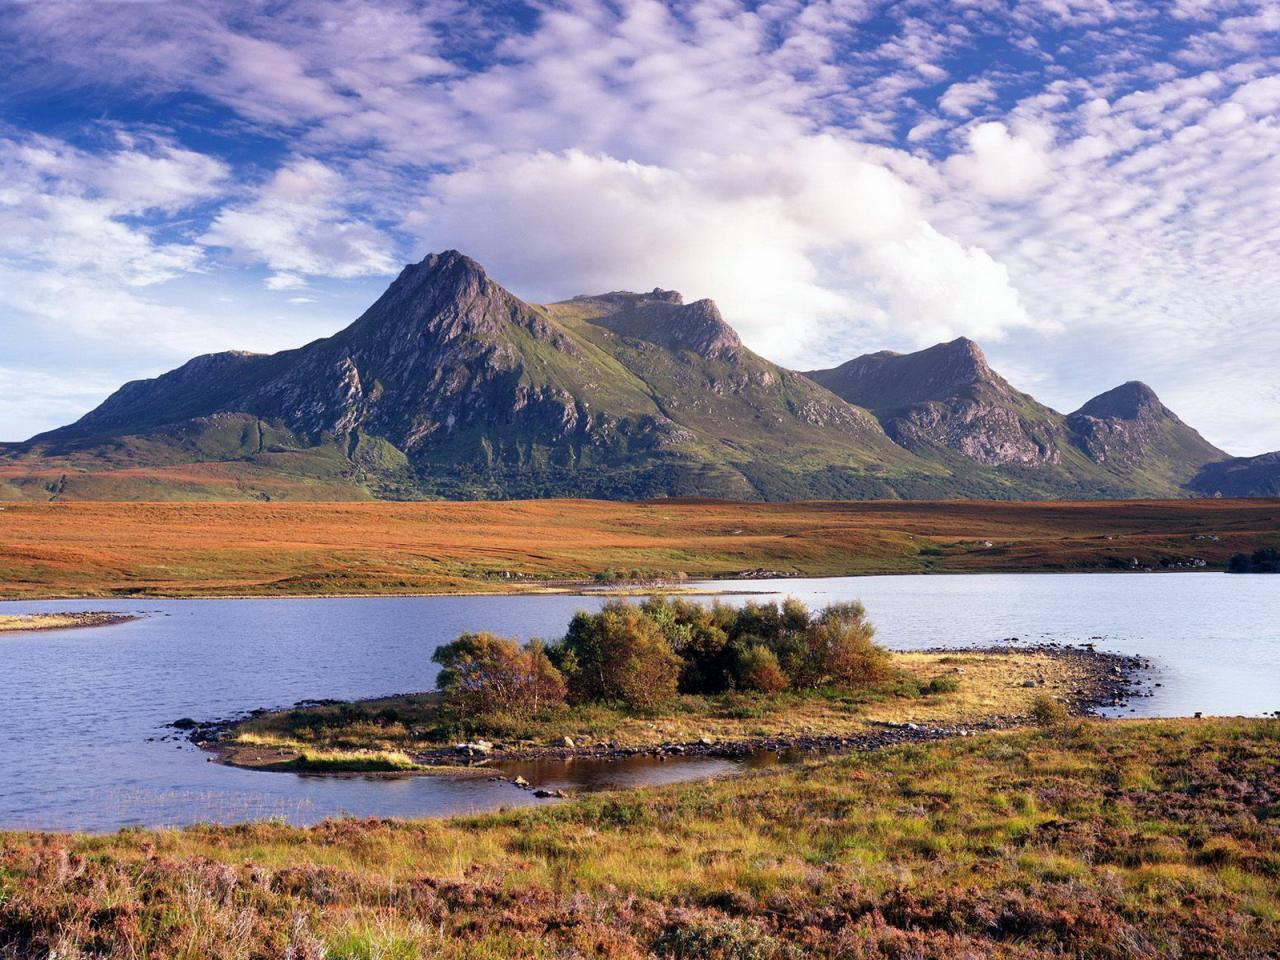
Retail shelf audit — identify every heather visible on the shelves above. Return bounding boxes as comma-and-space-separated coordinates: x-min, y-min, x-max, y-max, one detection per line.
3, 719, 1277, 959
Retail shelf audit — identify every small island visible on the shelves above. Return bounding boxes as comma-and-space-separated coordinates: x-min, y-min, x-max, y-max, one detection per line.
207, 597, 1143, 776
0, 611, 137, 633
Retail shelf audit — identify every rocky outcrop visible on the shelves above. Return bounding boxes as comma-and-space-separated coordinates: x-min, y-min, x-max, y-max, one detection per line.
575, 289, 743, 361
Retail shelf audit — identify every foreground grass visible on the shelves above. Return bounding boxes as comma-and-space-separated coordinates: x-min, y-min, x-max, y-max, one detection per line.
221, 650, 1090, 769
2, 719, 1277, 958
1, 498, 1277, 598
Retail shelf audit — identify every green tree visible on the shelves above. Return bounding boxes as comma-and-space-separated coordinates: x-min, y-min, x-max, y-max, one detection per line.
642, 596, 730, 693
733, 642, 789, 693
554, 601, 681, 707
785, 601, 889, 688
432, 632, 566, 716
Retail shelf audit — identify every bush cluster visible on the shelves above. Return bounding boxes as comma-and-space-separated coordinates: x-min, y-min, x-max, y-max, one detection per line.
431, 597, 889, 715
1227, 547, 1280, 573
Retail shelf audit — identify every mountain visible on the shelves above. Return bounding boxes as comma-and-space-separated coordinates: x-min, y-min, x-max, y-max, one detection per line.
1188, 451, 1280, 498
805, 338, 1069, 468
806, 341, 1227, 498
0, 250, 1248, 502
3, 252, 935, 502
1064, 381, 1227, 493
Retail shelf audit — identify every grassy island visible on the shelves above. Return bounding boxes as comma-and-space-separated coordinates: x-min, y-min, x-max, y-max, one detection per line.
0, 611, 135, 633
211, 598, 1135, 775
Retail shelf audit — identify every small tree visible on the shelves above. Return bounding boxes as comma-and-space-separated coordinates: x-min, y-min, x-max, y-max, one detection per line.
642, 596, 730, 693
786, 601, 889, 688
553, 601, 681, 708
432, 632, 566, 716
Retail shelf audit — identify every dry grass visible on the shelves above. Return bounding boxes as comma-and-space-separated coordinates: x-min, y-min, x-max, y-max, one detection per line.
2, 718, 1277, 959
1, 498, 1276, 598
0, 612, 132, 632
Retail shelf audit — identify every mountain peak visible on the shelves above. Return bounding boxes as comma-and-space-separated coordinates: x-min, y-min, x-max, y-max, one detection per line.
386, 249, 492, 299
342, 249, 559, 348
573, 292, 742, 360
806, 336, 1001, 414
1074, 381, 1163, 421
575, 288, 684, 308
932, 337, 993, 380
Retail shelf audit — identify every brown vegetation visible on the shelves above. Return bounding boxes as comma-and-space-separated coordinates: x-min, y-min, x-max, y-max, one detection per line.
1, 497, 1277, 598
2, 719, 1277, 959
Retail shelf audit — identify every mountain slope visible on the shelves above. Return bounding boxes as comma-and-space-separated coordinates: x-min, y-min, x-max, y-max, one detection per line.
8, 252, 933, 502
806, 338, 1069, 468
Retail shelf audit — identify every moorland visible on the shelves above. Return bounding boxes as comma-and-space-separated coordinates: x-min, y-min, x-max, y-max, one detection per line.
3, 718, 1277, 959
2, 497, 1278, 599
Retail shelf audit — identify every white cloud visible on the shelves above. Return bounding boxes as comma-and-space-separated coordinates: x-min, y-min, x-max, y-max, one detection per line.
408, 139, 1040, 364
202, 158, 400, 279
0, 132, 224, 286
939, 79, 997, 117
945, 122, 1054, 200
265, 273, 308, 290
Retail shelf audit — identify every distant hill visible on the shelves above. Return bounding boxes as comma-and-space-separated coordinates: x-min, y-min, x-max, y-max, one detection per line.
806, 341, 1226, 499
1189, 451, 1280, 498
0, 250, 1259, 502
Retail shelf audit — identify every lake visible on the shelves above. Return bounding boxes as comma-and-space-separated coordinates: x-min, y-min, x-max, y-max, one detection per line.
0, 573, 1275, 831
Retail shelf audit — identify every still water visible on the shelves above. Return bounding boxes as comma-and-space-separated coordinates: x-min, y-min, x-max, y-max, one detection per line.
0, 573, 1274, 831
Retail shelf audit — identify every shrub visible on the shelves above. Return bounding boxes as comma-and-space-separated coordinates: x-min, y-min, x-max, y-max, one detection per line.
642, 596, 731, 693
553, 601, 681, 708
1029, 693, 1069, 726
432, 632, 566, 716
785, 602, 890, 688
733, 642, 789, 693
923, 675, 960, 695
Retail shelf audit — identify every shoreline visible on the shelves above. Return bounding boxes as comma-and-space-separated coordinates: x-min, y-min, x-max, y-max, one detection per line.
0, 566, 1237, 604
0, 611, 139, 633
199, 643, 1150, 782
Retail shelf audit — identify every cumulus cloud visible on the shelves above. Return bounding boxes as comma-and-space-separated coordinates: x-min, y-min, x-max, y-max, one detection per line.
944, 122, 1054, 200
408, 140, 1038, 363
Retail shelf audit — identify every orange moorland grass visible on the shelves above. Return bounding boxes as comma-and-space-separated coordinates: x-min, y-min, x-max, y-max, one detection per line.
0, 497, 1277, 598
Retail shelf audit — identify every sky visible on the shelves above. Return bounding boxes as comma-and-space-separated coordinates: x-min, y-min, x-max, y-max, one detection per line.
1, 0, 1278, 454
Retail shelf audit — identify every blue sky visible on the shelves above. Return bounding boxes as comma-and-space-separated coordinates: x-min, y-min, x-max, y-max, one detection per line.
1, 0, 1278, 453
